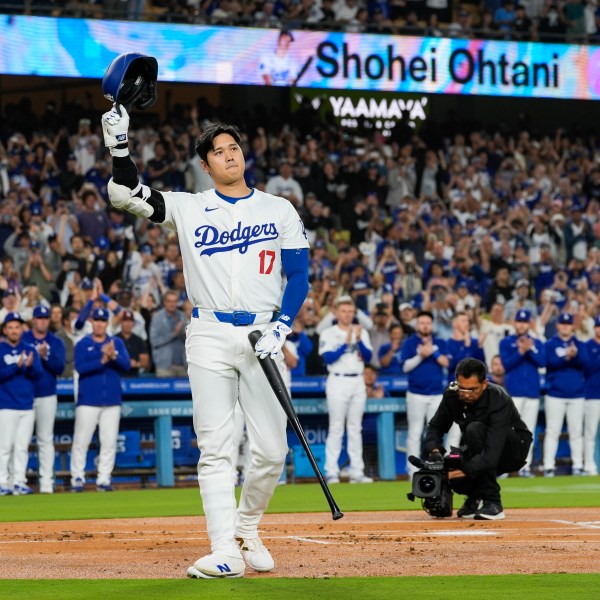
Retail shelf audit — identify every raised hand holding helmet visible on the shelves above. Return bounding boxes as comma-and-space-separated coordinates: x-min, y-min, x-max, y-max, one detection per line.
101, 105, 130, 157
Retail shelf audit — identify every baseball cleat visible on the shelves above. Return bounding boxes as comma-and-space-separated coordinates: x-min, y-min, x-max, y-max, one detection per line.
325, 475, 340, 484
0, 487, 13, 496
187, 553, 245, 579
349, 474, 373, 484
13, 484, 33, 496
71, 478, 85, 493
96, 483, 114, 492
474, 501, 505, 520
457, 497, 482, 519
236, 536, 275, 572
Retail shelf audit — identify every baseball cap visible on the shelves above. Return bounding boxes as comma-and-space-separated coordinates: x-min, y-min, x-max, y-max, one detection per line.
3, 311, 25, 325
594, 316, 600, 327
558, 313, 574, 325
3, 287, 16, 298
139, 244, 153, 255
399, 302, 413, 311
81, 278, 94, 290
515, 309, 531, 322
515, 279, 530, 288
31, 205, 42, 216
92, 307, 109, 321
314, 240, 327, 249
96, 236, 110, 250
30, 240, 41, 249
121, 309, 135, 321
33, 305, 50, 319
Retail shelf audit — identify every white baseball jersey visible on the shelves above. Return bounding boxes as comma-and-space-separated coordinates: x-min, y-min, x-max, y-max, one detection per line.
161, 189, 309, 312
319, 326, 372, 375
258, 52, 299, 86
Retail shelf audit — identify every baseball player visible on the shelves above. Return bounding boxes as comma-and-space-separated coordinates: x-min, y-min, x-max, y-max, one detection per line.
446, 312, 485, 448
400, 310, 449, 478
101, 106, 309, 579
258, 30, 300, 86
0, 312, 43, 496
543, 313, 586, 476
582, 316, 600, 475
498, 309, 545, 476
22, 305, 66, 494
319, 296, 373, 484
70, 307, 131, 492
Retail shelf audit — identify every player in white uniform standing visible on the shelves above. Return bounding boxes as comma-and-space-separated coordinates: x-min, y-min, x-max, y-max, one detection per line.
101, 106, 309, 579
319, 296, 374, 484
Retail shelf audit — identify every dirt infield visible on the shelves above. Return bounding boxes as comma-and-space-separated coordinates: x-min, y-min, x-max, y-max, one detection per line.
0, 508, 598, 578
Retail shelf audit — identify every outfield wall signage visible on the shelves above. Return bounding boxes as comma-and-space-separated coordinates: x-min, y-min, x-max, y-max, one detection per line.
0, 15, 595, 99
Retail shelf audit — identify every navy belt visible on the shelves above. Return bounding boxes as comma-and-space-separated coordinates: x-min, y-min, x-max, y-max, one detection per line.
332, 373, 360, 377
191, 308, 279, 326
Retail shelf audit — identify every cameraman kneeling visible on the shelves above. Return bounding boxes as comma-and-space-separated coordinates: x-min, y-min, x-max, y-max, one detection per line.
424, 358, 532, 520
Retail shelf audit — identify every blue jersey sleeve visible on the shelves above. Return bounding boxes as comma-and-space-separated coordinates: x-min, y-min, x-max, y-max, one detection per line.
279, 248, 309, 326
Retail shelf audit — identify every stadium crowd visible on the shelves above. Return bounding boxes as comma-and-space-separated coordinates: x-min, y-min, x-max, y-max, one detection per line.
0, 89, 599, 483
7, 0, 600, 45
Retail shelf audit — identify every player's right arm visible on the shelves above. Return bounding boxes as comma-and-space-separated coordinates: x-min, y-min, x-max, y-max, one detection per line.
101, 105, 167, 224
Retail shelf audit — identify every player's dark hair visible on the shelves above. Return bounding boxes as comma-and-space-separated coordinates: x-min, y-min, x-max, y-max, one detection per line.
455, 358, 487, 382
195, 122, 243, 163
416, 310, 434, 321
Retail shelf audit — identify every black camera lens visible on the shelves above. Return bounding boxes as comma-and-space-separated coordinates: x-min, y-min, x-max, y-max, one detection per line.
417, 475, 437, 495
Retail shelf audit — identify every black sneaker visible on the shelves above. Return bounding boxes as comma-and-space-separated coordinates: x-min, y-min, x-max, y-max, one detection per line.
474, 500, 505, 520
457, 497, 481, 519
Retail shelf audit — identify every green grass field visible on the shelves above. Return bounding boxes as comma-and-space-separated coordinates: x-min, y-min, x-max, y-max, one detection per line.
1, 477, 599, 598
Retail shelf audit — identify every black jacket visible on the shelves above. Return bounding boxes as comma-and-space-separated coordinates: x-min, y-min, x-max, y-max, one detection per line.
424, 382, 532, 478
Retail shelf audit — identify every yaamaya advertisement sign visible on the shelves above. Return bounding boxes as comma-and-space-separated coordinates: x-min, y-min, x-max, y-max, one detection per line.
0, 15, 595, 100
292, 89, 430, 135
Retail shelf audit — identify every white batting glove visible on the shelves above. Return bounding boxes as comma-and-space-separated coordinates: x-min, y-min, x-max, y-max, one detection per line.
101, 104, 130, 157
254, 322, 292, 360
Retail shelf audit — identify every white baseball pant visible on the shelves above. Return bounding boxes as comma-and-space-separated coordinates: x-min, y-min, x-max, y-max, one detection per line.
512, 396, 540, 470
186, 319, 288, 558
584, 399, 600, 475
70, 405, 121, 486
324, 375, 367, 479
406, 391, 443, 477
0, 408, 35, 488
33, 394, 58, 491
543, 395, 584, 471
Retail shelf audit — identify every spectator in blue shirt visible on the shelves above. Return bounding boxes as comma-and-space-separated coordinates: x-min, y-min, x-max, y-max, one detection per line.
70, 307, 130, 492
543, 313, 586, 477
499, 309, 545, 476
0, 312, 43, 496
582, 316, 600, 475
22, 305, 66, 493
378, 323, 404, 376
287, 318, 313, 378
400, 310, 449, 478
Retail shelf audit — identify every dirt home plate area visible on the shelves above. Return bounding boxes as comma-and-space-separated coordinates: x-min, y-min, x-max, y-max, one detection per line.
0, 508, 599, 578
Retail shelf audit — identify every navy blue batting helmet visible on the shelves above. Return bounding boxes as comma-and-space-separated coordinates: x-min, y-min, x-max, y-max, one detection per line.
102, 52, 158, 111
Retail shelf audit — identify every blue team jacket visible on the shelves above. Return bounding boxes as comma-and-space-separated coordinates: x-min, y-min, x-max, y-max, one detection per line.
0, 340, 44, 410
499, 334, 545, 398
544, 335, 586, 398
399, 334, 447, 395
447, 337, 485, 384
583, 338, 600, 400
74, 334, 131, 406
22, 330, 66, 397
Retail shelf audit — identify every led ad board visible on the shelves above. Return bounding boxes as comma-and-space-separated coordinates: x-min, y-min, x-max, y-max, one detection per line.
0, 15, 596, 100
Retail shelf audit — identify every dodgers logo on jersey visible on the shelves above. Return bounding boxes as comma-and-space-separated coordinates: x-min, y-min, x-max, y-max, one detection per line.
194, 221, 279, 256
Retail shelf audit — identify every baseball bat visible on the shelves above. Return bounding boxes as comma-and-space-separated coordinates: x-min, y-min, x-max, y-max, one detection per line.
248, 330, 344, 521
